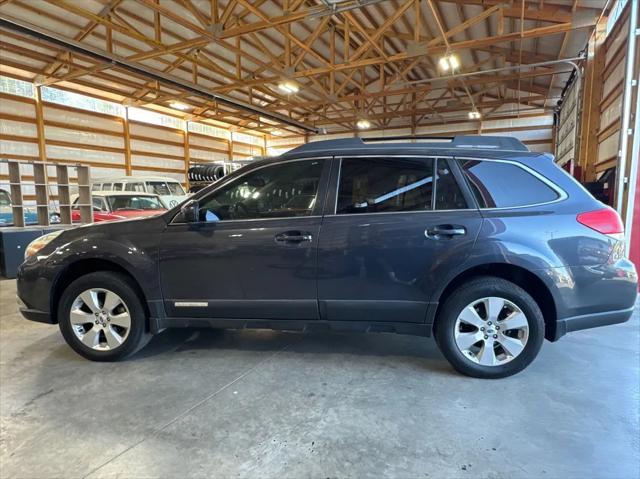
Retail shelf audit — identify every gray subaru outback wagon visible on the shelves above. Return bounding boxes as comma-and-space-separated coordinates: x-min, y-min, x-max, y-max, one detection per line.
17, 136, 638, 378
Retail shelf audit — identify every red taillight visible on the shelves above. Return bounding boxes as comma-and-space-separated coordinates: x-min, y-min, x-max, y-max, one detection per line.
577, 208, 624, 235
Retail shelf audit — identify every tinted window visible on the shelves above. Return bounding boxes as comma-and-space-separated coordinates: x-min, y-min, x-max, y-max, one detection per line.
337, 158, 434, 214
435, 159, 467, 210
460, 159, 559, 208
113, 183, 123, 191
102, 183, 112, 190
199, 160, 323, 221
91, 184, 101, 192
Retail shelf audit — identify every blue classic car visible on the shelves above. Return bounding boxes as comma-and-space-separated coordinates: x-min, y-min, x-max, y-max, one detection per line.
0, 188, 59, 226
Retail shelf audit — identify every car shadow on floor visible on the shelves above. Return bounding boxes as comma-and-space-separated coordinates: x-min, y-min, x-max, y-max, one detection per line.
136, 327, 449, 367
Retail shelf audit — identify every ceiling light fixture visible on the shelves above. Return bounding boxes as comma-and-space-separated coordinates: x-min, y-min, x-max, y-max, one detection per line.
357, 119, 371, 130
468, 110, 482, 120
169, 101, 189, 110
439, 53, 460, 72
278, 80, 299, 94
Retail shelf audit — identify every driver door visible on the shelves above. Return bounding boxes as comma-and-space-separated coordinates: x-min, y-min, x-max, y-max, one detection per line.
159, 158, 330, 321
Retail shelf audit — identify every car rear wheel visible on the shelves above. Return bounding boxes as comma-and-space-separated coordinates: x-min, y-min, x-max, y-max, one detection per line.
58, 272, 151, 361
434, 276, 544, 379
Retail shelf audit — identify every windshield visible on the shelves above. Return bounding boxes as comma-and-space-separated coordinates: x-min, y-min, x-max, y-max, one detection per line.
167, 182, 185, 195
0, 190, 10, 207
106, 195, 165, 211
147, 181, 170, 195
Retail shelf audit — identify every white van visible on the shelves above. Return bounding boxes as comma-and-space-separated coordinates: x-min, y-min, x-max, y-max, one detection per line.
92, 176, 189, 208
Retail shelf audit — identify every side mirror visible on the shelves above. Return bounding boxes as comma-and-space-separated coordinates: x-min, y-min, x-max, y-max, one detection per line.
181, 200, 199, 223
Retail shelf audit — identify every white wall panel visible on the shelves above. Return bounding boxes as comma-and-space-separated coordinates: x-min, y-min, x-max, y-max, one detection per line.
45, 125, 125, 149
46, 145, 124, 164
43, 106, 123, 132
0, 140, 38, 157
130, 138, 183, 157
129, 122, 182, 142
0, 119, 37, 137
131, 154, 183, 170
0, 98, 34, 117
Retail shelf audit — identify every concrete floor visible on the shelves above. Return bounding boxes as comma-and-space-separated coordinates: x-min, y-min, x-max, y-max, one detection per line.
1, 278, 638, 479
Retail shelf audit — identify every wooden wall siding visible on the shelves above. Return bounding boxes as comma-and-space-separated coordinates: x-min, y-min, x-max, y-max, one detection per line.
596, 5, 630, 171
269, 113, 555, 156
0, 89, 265, 191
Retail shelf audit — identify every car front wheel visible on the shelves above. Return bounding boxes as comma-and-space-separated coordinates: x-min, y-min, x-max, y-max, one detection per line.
58, 272, 151, 361
434, 276, 545, 379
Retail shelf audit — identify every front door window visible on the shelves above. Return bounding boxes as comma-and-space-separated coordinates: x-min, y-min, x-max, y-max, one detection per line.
198, 160, 324, 221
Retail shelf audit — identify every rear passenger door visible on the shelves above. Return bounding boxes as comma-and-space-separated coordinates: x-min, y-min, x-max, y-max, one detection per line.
317, 156, 482, 323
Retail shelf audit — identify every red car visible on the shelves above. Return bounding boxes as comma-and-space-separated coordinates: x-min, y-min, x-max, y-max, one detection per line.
71, 191, 167, 223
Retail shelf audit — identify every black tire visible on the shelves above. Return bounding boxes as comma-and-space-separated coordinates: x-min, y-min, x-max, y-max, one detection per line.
58, 271, 151, 361
434, 276, 544, 379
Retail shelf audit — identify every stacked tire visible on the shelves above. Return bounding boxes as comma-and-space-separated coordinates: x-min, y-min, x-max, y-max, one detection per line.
188, 164, 225, 182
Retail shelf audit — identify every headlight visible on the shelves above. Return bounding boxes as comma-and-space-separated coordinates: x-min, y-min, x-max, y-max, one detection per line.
24, 230, 64, 260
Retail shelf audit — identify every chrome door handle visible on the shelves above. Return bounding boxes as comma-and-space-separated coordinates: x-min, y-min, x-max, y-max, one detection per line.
275, 232, 313, 243
425, 225, 466, 238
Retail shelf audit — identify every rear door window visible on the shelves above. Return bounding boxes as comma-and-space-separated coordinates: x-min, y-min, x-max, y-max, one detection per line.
337, 157, 434, 214
459, 159, 559, 208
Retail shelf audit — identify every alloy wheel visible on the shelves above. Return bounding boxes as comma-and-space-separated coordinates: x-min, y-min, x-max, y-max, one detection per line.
69, 288, 131, 351
454, 296, 530, 366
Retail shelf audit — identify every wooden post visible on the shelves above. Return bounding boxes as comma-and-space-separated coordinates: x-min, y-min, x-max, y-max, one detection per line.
123, 107, 132, 175
183, 121, 190, 189
579, 21, 607, 183
34, 86, 46, 163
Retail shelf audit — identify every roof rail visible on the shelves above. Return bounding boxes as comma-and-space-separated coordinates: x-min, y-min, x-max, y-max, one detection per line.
285, 135, 529, 155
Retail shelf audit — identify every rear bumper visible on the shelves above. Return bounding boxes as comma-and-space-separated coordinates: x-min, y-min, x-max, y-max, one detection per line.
553, 303, 636, 340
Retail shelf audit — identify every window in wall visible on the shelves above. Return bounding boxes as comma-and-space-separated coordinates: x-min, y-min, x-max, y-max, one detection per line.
128, 107, 185, 130
199, 160, 324, 221
232, 131, 263, 146
460, 159, 559, 208
0, 75, 34, 98
188, 122, 230, 140
607, 0, 629, 35
41, 87, 124, 116
337, 157, 435, 214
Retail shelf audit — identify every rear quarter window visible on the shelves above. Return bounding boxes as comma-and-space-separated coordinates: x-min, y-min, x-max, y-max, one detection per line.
460, 159, 559, 208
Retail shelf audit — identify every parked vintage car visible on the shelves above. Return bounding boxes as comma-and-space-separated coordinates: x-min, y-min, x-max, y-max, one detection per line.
71, 191, 167, 223
0, 188, 60, 226
91, 176, 188, 208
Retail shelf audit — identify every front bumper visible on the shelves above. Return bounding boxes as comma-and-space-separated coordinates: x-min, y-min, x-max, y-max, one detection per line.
16, 295, 54, 324
553, 303, 636, 340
